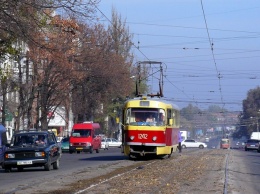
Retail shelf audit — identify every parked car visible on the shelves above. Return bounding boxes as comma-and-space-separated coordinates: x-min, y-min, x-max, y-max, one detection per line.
106, 138, 122, 148
245, 139, 260, 152
61, 137, 70, 152
101, 138, 109, 150
2, 130, 61, 172
181, 139, 207, 149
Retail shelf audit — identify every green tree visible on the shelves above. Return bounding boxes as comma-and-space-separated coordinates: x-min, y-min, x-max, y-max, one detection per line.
240, 86, 260, 135
180, 104, 201, 121
208, 105, 227, 113
242, 86, 260, 119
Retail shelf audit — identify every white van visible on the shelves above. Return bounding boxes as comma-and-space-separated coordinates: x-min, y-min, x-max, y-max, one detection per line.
250, 132, 260, 140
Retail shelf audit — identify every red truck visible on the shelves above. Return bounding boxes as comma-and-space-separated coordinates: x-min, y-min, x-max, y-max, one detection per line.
69, 122, 101, 154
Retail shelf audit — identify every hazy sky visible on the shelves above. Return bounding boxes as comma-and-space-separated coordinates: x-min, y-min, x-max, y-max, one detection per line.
97, 0, 260, 112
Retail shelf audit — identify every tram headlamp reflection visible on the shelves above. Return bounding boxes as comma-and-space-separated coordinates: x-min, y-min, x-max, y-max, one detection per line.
152, 136, 157, 141
130, 136, 135, 140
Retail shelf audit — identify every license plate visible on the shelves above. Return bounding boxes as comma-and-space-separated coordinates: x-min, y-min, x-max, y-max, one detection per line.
76, 147, 83, 150
17, 160, 33, 165
250, 145, 255, 147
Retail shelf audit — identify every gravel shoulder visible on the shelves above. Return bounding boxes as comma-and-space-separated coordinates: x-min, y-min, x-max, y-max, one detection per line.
13, 149, 228, 194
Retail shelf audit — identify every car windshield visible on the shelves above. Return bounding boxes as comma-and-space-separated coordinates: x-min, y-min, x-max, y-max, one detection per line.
247, 140, 259, 143
12, 134, 48, 146
62, 137, 69, 142
71, 129, 91, 137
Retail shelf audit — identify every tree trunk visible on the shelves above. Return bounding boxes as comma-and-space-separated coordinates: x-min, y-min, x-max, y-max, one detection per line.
1, 82, 7, 144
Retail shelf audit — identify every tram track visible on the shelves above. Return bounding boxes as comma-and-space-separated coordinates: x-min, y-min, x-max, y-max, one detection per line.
74, 149, 200, 194
223, 150, 230, 194
65, 149, 227, 194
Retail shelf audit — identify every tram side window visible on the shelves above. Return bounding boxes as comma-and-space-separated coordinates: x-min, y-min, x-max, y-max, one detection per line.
125, 109, 137, 124
173, 109, 180, 126
158, 109, 166, 125
167, 109, 173, 125
125, 109, 131, 124
167, 109, 178, 126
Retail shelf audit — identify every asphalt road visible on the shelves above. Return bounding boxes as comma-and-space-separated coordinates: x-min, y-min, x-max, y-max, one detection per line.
206, 136, 260, 193
0, 147, 125, 194
1, 141, 260, 194
227, 148, 260, 194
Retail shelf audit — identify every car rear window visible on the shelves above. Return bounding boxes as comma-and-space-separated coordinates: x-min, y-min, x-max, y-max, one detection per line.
247, 139, 259, 143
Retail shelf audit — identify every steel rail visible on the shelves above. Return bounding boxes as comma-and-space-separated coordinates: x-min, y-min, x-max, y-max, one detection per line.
223, 150, 230, 194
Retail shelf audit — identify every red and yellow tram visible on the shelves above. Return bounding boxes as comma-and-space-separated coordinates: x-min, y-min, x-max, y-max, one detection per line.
220, 138, 230, 149
121, 96, 180, 158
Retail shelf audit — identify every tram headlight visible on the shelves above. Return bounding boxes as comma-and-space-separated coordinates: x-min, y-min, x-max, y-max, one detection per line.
152, 136, 157, 141
130, 136, 135, 140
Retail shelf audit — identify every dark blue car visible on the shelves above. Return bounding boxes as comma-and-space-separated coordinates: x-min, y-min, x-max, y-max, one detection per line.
2, 130, 61, 172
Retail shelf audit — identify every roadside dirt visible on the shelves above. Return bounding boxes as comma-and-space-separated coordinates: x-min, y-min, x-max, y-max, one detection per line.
18, 149, 227, 194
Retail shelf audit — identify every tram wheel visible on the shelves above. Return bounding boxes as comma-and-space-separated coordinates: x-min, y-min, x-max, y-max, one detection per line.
168, 149, 173, 158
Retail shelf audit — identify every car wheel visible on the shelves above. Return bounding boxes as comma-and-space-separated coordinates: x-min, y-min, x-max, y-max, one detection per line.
76, 151, 80, 154
199, 145, 204, 149
44, 160, 51, 171
245, 148, 248, 151
17, 167, 23, 172
69, 150, 73, 154
53, 159, 60, 170
4, 168, 11, 173
182, 145, 186, 149
258, 149, 260, 153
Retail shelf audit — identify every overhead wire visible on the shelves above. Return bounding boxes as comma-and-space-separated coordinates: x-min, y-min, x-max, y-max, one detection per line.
93, 1, 257, 110
91, 1, 190, 101
89, 0, 151, 62
200, 0, 225, 110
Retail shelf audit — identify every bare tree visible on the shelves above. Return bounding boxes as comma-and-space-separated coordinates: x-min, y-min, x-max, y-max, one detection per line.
0, 0, 99, 143
27, 16, 82, 129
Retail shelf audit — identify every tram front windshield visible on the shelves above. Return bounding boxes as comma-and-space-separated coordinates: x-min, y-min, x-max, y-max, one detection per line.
221, 139, 229, 144
125, 108, 166, 126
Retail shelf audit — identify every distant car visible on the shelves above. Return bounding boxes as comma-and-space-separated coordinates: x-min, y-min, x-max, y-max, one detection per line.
106, 138, 122, 148
245, 139, 260, 151
61, 137, 69, 152
2, 130, 61, 172
181, 139, 207, 149
101, 138, 109, 150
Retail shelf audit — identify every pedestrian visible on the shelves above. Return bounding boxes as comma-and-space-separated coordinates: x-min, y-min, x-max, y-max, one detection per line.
178, 131, 182, 153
